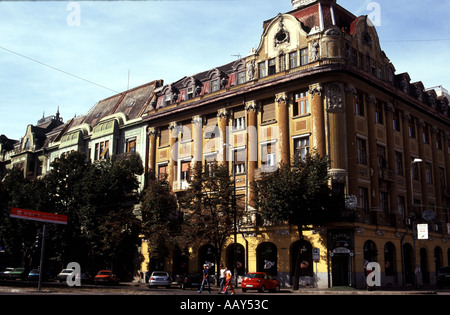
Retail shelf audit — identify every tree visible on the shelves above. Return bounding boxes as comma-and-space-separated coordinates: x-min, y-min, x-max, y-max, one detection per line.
180, 162, 243, 279
141, 177, 180, 270
253, 152, 338, 289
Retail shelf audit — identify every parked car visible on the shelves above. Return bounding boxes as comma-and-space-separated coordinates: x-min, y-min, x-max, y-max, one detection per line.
437, 266, 450, 288
9, 268, 28, 280
148, 271, 171, 288
176, 274, 201, 290
241, 272, 280, 293
94, 270, 120, 285
27, 269, 41, 281
57, 269, 76, 283
77, 272, 93, 284
0, 267, 14, 279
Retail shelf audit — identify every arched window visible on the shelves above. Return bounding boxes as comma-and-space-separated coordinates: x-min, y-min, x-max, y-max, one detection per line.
291, 240, 313, 277
257, 242, 277, 276
384, 242, 396, 276
226, 243, 245, 275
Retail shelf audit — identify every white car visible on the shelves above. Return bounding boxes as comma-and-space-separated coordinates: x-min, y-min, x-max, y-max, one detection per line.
56, 269, 75, 283
148, 271, 171, 288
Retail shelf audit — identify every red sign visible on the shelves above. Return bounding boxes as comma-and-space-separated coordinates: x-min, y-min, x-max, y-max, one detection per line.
10, 208, 68, 225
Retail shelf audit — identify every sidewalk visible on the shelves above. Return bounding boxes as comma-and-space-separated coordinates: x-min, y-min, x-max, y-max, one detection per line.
293, 285, 438, 295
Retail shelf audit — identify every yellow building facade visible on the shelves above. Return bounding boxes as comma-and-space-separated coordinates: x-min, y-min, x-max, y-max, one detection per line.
139, 0, 450, 289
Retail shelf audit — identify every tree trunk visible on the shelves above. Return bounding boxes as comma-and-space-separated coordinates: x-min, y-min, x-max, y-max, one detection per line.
293, 226, 304, 290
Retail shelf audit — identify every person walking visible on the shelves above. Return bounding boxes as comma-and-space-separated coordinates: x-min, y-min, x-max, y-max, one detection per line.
221, 266, 235, 295
219, 265, 226, 292
198, 264, 211, 294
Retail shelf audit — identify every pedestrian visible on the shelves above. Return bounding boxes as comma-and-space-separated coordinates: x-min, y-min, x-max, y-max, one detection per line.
219, 265, 226, 292
198, 264, 211, 294
221, 266, 235, 295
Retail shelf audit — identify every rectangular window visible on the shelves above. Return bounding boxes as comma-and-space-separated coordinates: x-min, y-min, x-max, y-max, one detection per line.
425, 162, 433, 184
126, 137, 137, 153
233, 107, 246, 130
94, 140, 109, 161
237, 71, 246, 85
180, 160, 191, 181
375, 100, 384, 124
233, 148, 246, 175
359, 187, 369, 214
258, 62, 266, 78
187, 87, 194, 100
398, 196, 406, 217
268, 58, 276, 75
261, 142, 276, 171
294, 90, 309, 116
294, 136, 310, 159
393, 109, 400, 131
411, 158, 420, 180
289, 51, 298, 69
357, 138, 367, 165
423, 124, 430, 144
395, 151, 403, 176
355, 91, 364, 116
409, 117, 416, 138
158, 164, 168, 181
261, 98, 276, 123
211, 79, 220, 92
300, 48, 309, 65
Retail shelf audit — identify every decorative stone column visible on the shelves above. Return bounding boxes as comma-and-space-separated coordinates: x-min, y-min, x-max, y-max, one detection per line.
276, 92, 289, 165
218, 108, 228, 165
366, 95, 380, 214
344, 84, 358, 198
309, 83, 325, 157
384, 103, 399, 224
246, 100, 258, 216
147, 127, 157, 181
325, 82, 347, 182
192, 115, 203, 170
416, 119, 428, 212
168, 121, 178, 187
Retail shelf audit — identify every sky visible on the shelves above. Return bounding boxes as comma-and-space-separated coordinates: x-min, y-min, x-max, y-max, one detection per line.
0, 0, 449, 140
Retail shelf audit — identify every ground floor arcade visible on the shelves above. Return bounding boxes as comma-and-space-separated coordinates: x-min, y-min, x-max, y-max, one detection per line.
139, 223, 450, 289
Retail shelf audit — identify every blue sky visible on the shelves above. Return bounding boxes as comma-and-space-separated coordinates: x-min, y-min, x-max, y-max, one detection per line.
1, 0, 449, 140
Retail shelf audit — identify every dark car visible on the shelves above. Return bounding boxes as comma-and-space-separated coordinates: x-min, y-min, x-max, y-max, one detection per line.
177, 274, 202, 290
437, 267, 450, 288
9, 268, 28, 280
0, 267, 14, 279
241, 272, 280, 293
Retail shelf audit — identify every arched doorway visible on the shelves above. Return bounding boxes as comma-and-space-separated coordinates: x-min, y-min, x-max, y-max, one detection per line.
434, 246, 443, 277
291, 240, 314, 287
384, 242, 396, 284
420, 248, 429, 284
226, 243, 245, 276
256, 242, 277, 276
402, 243, 414, 285
291, 240, 313, 277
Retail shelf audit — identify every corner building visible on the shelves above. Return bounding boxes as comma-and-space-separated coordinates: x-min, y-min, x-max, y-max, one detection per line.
140, 0, 450, 289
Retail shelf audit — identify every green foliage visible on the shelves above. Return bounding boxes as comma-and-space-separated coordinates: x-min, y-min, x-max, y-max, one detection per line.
0, 152, 144, 276
141, 178, 179, 262
253, 152, 334, 232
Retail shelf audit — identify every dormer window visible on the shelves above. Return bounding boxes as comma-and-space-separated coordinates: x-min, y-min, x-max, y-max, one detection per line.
211, 79, 220, 92
187, 87, 194, 100
165, 95, 171, 107
268, 58, 276, 75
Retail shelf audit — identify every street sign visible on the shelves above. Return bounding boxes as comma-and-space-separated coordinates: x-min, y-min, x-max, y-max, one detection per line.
313, 248, 320, 261
10, 208, 67, 225
417, 223, 428, 240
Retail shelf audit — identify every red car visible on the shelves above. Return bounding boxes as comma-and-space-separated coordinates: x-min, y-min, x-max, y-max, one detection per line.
94, 270, 120, 285
241, 272, 280, 293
